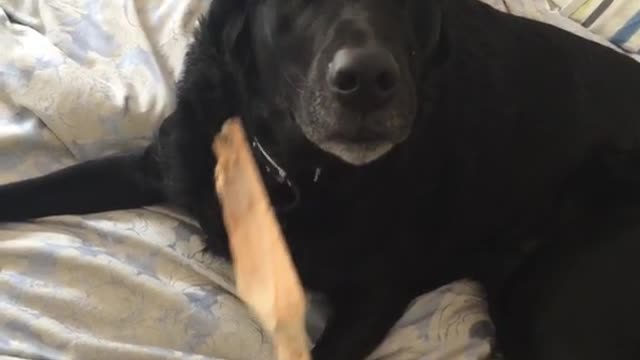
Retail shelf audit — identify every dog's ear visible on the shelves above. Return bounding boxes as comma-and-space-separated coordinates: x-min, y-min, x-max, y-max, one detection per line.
204, 0, 253, 69
175, 0, 257, 127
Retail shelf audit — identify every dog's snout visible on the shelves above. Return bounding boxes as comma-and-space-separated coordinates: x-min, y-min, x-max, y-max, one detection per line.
327, 48, 399, 111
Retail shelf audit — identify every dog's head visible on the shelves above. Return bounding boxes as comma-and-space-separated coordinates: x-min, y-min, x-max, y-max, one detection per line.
217, 0, 448, 166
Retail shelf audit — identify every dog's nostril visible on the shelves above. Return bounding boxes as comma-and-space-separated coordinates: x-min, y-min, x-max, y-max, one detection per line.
334, 70, 359, 93
376, 71, 396, 93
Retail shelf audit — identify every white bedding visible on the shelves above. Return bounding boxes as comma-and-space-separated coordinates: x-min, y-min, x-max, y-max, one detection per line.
0, 1, 636, 359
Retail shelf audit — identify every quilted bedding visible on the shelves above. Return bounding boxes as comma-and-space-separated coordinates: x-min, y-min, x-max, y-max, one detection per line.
0, 1, 637, 359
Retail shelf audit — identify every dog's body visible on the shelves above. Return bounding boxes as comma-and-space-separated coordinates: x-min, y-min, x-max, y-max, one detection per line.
2, 0, 640, 359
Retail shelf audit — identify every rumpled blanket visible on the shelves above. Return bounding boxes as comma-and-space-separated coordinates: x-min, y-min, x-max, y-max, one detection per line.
548, 0, 640, 53
0, 1, 637, 359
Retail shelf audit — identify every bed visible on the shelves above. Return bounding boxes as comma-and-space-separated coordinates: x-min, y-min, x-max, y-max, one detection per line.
0, 0, 638, 359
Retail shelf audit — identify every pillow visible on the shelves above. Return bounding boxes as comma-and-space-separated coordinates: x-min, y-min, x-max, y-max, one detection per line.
549, 0, 640, 53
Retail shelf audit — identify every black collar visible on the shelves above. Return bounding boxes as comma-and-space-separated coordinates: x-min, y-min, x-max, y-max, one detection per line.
250, 136, 323, 212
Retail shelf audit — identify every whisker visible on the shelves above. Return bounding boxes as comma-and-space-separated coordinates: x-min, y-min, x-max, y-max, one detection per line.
282, 70, 306, 94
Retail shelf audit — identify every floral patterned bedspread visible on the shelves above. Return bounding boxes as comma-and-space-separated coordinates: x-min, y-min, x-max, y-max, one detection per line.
0, 1, 636, 359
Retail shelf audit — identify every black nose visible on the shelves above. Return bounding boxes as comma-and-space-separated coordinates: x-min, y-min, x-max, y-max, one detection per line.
327, 47, 399, 111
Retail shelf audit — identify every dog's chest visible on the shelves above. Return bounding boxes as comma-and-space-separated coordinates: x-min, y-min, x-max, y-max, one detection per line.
271, 176, 417, 288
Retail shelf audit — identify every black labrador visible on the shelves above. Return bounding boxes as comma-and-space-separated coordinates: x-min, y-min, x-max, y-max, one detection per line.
2, 0, 640, 359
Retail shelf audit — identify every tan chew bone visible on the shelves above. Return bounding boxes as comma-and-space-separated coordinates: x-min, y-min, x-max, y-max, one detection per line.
212, 117, 310, 360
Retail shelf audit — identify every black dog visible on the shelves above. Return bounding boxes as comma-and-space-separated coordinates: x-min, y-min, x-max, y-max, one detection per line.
2, 0, 640, 359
